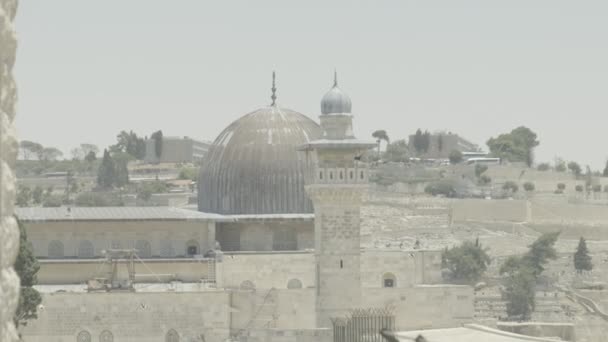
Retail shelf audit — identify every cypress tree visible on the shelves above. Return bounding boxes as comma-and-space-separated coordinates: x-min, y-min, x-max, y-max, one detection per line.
14, 216, 42, 328
97, 149, 116, 189
574, 237, 593, 274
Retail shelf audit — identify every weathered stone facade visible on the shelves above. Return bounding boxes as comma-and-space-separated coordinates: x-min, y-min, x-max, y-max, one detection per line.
0, 0, 19, 340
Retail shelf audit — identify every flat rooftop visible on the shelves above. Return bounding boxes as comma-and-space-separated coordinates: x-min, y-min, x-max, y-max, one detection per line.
395, 324, 560, 342
15, 206, 230, 222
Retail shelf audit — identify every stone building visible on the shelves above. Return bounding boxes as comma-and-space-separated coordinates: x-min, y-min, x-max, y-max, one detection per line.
19, 74, 474, 342
144, 136, 211, 164
408, 132, 480, 159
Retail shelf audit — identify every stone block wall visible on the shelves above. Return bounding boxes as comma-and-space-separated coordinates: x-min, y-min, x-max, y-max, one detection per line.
362, 285, 474, 330
21, 291, 231, 342
37, 259, 214, 284
0, 0, 19, 340
450, 199, 529, 223
24, 220, 215, 258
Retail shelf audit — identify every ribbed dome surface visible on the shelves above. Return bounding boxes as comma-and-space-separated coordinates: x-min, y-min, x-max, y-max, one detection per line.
321, 85, 352, 115
198, 106, 321, 215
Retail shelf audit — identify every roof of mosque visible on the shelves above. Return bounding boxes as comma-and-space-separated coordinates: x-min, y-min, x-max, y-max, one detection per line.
393, 324, 561, 342
15, 206, 228, 222
198, 105, 321, 215
320, 71, 352, 115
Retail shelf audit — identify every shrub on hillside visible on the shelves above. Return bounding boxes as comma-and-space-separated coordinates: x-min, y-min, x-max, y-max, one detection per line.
425, 180, 457, 197
442, 239, 491, 284
523, 182, 535, 192
537, 163, 550, 171
502, 181, 519, 193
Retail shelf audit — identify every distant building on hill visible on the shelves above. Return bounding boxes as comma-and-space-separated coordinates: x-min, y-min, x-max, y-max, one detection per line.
408, 132, 481, 159
144, 136, 211, 164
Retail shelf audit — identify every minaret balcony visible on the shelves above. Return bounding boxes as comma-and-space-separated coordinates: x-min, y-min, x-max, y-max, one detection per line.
310, 167, 369, 185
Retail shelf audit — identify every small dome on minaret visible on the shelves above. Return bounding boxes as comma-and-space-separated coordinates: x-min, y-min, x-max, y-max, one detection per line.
320, 71, 352, 115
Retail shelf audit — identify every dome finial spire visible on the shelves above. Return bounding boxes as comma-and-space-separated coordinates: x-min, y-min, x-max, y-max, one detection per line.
271, 71, 277, 106
333, 69, 338, 87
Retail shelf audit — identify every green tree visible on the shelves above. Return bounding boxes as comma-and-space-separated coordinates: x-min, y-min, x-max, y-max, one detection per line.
75, 192, 124, 207
449, 150, 463, 164
42, 195, 63, 207
475, 164, 488, 178
487, 126, 539, 166
111, 131, 146, 160
522, 232, 560, 277
19, 140, 43, 161
151, 130, 164, 161
384, 140, 409, 163
84, 151, 97, 163
422, 130, 431, 153
500, 232, 559, 320
40, 147, 63, 161
575, 184, 584, 192
412, 129, 424, 155
437, 134, 444, 152
178, 167, 199, 181
523, 182, 535, 192
13, 216, 42, 328
97, 149, 116, 189
32, 186, 44, 205
537, 163, 550, 171
502, 181, 519, 194
568, 162, 582, 177
574, 237, 593, 274
502, 266, 536, 321
441, 239, 491, 284
16, 185, 32, 207
112, 152, 132, 187
554, 158, 567, 172
372, 130, 390, 159
603, 160, 608, 177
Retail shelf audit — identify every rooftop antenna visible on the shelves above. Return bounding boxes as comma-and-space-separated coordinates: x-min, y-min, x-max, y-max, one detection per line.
271, 71, 277, 106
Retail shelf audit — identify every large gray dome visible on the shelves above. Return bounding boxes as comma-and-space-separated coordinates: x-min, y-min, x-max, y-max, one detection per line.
320, 74, 352, 115
198, 106, 321, 215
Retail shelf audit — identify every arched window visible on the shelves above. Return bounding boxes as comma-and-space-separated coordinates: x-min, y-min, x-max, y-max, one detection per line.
165, 329, 179, 342
48, 240, 64, 258
287, 278, 303, 289
77, 330, 91, 342
135, 240, 151, 258
240, 280, 255, 290
99, 330, 113, 342
160, 239, 174, 257
185, 240, 200, 256
382, 273, 396, 288
78, 240, 94, 258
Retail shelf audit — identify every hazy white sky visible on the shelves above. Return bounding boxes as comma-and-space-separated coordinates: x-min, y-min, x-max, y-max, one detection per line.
14, 1, 608, 169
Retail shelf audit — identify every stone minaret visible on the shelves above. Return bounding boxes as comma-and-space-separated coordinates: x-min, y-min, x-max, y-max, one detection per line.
301, 73, 376, 328
0, 0, 20, 340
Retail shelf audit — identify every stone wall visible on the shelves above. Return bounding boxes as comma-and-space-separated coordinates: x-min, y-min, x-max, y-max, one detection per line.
450, 199, 530, 223
219, 252, 315, 290
38, 259, 214, 284
361, 250, 442, 287
24, 220, 216, 258
497, 322, 576, 342
217, 220, 313, 252
0, 0, 19, 340
21, 291, 231, 342
362, 285, 474, 330
21, 285, 472, 341
218, 250, 442, 291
